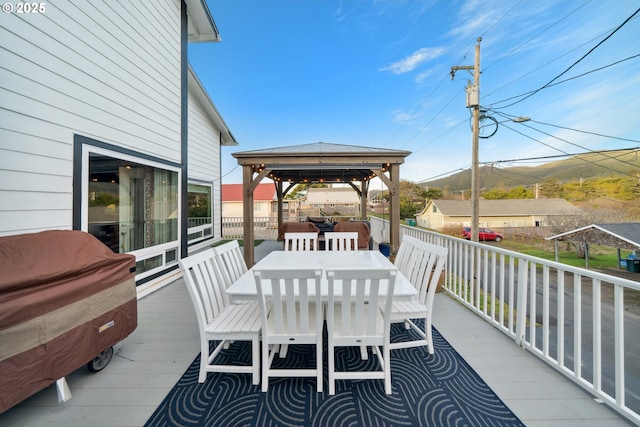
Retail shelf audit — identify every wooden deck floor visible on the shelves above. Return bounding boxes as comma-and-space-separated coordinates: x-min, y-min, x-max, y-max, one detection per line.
0, 242, 632, 427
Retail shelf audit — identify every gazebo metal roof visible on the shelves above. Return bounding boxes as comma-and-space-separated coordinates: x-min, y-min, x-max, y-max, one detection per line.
232, 142, 411, 265
232, 142, 410, 184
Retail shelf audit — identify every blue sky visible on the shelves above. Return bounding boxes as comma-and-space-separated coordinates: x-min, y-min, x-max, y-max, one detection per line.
189, 1, 640, 186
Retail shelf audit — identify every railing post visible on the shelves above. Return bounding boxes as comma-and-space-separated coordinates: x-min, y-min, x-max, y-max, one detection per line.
514, 259, 528, 346
614, 284, 625, 407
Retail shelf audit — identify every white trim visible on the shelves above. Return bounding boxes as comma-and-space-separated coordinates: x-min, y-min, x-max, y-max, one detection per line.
136, 270, 182, 299
130, 242, 181, 281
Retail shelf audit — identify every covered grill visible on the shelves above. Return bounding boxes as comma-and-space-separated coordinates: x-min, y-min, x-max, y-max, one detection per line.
0, 230, 137, 413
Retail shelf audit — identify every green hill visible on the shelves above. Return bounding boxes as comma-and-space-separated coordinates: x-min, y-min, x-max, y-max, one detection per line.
422, 149, 640, 194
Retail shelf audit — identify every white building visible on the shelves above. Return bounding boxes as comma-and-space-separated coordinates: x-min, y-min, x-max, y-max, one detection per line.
305, 186, 361, 216
0, 1, 236, 294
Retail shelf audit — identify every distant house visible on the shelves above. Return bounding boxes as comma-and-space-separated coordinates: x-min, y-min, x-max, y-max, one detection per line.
222, 183, 299, 219
416, 198, 582, 229
304, 186, 361, 216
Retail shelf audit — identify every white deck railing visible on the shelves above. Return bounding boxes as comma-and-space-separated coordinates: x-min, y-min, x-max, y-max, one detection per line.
369, 216, 640, 425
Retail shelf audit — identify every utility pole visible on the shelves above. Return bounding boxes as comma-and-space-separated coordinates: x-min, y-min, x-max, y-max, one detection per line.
451, 37, 481, 242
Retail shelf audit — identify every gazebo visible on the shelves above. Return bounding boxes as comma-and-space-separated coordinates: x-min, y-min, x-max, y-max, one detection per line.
231, 142, 411, 266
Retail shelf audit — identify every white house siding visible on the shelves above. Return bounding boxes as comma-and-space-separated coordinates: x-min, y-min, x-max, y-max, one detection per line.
0, 0, 181, 236
187, 85, 222, 239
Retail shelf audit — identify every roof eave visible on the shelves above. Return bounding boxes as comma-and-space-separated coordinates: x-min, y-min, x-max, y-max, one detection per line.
185, 0, 221, 43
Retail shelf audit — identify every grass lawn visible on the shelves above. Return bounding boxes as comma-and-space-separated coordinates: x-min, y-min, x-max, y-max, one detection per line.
499, 240, 625, 269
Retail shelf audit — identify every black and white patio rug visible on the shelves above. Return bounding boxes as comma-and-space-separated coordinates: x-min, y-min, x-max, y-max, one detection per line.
145, 324, 524, 426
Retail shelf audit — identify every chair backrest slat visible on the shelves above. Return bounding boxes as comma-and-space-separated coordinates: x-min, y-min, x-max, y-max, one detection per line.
399, 239, 448, 307
324, 232, 358, 251
415, 242, 448, 308
253, 269, 322, 336
180, 249, 229, 328
284, 232, 319, 251
394, 235, 421, 278
214, 240, 247, 289
327, 268, 396, 338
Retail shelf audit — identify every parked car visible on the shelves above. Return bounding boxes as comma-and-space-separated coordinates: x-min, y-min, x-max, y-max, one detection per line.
462, 227, 503, 242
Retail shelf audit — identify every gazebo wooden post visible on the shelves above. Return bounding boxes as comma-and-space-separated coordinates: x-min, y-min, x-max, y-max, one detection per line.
241, 167, 270, 267
371, 167, 400, 255
276, 180, 284, 231
360, 180, 369, 220
348, 181, 369, 220
242, 165, 255, 267
389, 164, 401, 254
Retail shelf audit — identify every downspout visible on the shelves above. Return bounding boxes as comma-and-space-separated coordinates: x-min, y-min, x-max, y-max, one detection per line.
180, 0, 188, 259
218, 131, 223, 239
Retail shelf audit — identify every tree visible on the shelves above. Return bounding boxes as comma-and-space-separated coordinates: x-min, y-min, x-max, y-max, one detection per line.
539, 178, 563, 198
483, 186, 533, 200
379, 180, 428, 218
424, 188, 443, 199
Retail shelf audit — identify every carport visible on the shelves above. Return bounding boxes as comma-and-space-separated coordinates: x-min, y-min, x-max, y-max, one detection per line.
546, 223, 640, 269
231, 142, 411, 266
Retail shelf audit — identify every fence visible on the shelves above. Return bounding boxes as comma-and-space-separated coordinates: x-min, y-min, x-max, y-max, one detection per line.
369, 216, 640, 424
221, 216, 363, 241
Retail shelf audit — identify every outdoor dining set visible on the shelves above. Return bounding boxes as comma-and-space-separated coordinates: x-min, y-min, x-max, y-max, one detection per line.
179, 230, 448, 395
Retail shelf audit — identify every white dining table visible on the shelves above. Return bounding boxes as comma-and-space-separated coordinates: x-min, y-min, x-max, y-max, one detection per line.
225, 250, 417, 301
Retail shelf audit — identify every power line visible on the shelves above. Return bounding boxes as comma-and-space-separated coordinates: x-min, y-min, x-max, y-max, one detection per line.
515, 121, 640, 170
524, 117, 640, 144
478, 0, 523, 40
483, 1, 592, 74
411, 116, 468, 154
490, 7, 640, 109
416, 168, 466, 183
479, 146, 640, 166
490, 111, 640, 171
399, 87, 465, 149
493, 110, 640, 144
395, 2, 523, 150
487, 53, 640, 106
500, 122, 640, 179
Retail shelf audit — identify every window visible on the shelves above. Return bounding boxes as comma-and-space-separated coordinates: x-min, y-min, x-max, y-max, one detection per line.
187, 183, 213, 245
86, 151, 180, 279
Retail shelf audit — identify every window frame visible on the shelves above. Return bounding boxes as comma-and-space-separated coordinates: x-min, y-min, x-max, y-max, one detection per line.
77, 138, 182, 283
187, 180, 214, 245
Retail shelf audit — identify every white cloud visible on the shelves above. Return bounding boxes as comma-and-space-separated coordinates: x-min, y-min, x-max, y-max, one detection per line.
415, 69, 434, 83
380, 47, 445, 74
392, 109, 416, 124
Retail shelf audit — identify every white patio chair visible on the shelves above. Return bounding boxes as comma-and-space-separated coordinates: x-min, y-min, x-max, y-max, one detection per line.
214, 240, 248, 289
393, 235, 422, 277
253, 268, 324, 392
324, 232, 358, 251
284, 232, 319, 251
179, 249, 261, 385
387, 241, 448, 355
326, 267, 397, 395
